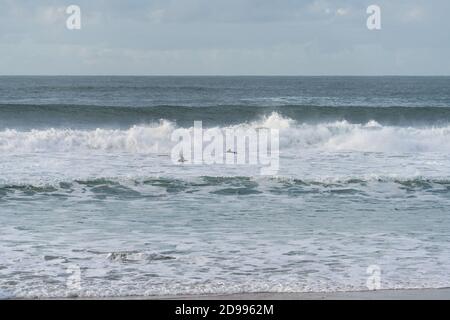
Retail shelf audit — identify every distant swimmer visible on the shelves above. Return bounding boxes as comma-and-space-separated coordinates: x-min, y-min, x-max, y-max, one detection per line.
178, 153, 187, 163
227, 149, 237, 155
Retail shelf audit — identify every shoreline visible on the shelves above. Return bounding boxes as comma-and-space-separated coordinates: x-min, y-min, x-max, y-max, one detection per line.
10, 288, 450, 300
144, 288, 450, 300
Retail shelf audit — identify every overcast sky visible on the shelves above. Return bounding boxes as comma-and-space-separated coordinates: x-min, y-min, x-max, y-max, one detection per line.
0, 0, 449, 75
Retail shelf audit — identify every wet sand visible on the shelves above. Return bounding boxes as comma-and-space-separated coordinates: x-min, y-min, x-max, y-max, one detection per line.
155, 288, 450, 300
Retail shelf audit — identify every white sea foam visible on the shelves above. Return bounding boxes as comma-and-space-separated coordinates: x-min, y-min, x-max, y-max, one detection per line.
1, 113, 450, 153
0, 120, 175, 153
3, 113, 450, 298
0, 289, 13, 300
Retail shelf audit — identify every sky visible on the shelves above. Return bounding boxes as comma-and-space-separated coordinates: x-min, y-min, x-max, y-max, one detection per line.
0, 0, 449, 75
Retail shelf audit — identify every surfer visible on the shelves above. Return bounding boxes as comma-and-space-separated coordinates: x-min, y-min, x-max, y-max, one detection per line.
227, 149, 237, 155
178, 153, 187, 163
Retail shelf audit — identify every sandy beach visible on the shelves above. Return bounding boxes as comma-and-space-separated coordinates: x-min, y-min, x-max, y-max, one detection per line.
172, 289, 450, 300
147, 288, 450, 300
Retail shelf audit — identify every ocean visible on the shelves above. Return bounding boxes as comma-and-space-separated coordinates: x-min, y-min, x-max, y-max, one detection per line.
1, 76, 450, 298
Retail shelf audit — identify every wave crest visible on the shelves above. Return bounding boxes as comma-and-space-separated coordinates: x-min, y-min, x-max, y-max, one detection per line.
2, 112, 450, 153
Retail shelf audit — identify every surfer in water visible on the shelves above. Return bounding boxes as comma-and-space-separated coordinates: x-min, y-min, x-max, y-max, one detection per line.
178, 152, 187, 163
227, 149, 237, 155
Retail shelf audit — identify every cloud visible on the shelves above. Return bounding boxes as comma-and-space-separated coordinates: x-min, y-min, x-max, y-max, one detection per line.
308, 0, 332, 15
36, 6, 66, 24
147, 9, 166, 24
403, 7, 425, 22
336, 8, 349, 16
0, 0, 449, 75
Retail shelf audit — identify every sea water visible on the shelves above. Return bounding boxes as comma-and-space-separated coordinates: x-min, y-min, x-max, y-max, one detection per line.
1, 76, 450, 298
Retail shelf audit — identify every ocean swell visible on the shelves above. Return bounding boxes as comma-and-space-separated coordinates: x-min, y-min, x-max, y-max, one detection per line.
2, 104, 450, 129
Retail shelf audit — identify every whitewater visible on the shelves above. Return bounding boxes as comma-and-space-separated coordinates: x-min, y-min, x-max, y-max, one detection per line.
2, 113, 450, 154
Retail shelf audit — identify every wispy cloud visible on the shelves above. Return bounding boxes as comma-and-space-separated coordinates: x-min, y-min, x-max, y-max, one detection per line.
0, 0, 449, 75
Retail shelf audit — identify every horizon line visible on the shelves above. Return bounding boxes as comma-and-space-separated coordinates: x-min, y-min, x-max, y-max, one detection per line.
1, 74, 450, 77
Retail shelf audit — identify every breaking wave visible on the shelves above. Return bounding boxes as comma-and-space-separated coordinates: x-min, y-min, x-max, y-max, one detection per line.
2, 112, 450, 153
